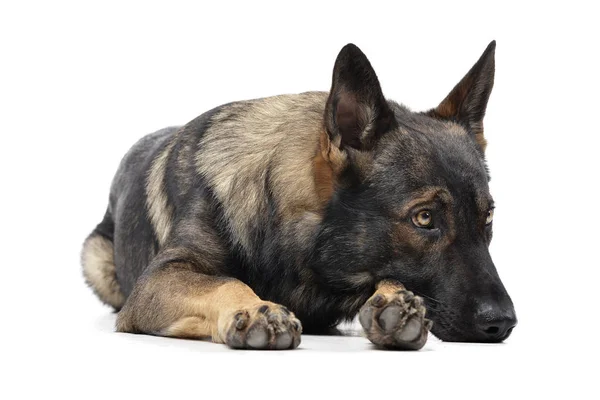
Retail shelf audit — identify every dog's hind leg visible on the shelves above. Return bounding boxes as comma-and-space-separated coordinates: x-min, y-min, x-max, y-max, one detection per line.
359, 280, 432, 350
81, 209, 125, 310
115, 259, 302, 350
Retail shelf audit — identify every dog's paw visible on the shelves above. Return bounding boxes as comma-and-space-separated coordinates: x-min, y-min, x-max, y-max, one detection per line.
222, 302, 302, 350
359, 289, 432, 350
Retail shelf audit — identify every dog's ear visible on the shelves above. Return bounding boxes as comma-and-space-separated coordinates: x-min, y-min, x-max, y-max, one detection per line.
428, 41, 496, 152
324, 44, 396, 151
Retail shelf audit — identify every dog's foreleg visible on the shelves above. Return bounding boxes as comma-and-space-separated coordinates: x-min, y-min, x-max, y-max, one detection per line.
116, 262, 302, 350
358, 280, 432, 350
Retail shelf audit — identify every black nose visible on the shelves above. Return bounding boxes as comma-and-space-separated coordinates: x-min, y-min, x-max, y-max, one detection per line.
474, 305, 517, 342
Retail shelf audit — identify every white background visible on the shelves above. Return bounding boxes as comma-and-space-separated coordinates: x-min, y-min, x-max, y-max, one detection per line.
1, 1, 598, 399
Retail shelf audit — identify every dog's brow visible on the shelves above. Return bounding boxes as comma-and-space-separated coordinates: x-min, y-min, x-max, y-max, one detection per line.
399, 187, 453, 215
477, 194, 494, 211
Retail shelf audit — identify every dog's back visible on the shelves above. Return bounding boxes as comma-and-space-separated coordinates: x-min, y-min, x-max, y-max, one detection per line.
82, 92, 330, 309
196, 92, 328, 258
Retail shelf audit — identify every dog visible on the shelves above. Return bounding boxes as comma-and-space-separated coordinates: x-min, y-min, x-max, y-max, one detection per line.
82, 41, 516, 350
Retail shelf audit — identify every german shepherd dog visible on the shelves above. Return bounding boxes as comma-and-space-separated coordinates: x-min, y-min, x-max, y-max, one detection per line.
82, 41, 517, 350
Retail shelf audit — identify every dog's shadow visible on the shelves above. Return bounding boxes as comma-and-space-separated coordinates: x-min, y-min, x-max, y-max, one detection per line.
96, 313, 437, 352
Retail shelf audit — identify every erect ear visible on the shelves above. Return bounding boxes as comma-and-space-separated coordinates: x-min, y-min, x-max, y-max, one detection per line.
324, 44, 397, 151
428, 41, 496, 152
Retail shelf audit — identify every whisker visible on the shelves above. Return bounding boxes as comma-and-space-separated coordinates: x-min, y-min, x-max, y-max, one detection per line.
413, 290, 445, 305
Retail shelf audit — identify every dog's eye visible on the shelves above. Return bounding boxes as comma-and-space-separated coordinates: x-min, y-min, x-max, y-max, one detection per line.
412, 210, 434, 228
485, 209, 494, 225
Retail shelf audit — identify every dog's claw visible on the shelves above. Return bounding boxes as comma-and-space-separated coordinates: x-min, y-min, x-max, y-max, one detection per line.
371, 294, 386, 307
234, 311, 249, 330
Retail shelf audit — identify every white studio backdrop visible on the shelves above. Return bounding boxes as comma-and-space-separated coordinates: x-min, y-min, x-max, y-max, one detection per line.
0, 1, 598, 399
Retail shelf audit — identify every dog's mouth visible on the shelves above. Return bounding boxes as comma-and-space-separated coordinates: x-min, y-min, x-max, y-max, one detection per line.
430, 319, 515, 343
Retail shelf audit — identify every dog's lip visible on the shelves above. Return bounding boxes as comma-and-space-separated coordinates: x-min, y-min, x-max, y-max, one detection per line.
431, 323, 515, 343
427, 309, 517, 343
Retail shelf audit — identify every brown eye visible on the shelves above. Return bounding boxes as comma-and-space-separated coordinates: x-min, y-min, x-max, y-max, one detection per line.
412, 210, 434, 228
486, 209, 494, 225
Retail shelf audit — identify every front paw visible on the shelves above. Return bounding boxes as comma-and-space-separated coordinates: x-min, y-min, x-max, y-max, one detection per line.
221, 302, 302, 350
359, 289, 432, 350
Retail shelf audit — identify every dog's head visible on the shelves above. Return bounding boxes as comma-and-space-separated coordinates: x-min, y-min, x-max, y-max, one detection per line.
319, 42, 516, 342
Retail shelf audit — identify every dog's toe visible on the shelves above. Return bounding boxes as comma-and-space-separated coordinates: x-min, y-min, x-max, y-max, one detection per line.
379, 306, 401, 332
246, 325, 269, 348
396, 317, 422, 342
359, 305, 374, 330
275, 332, 293, 349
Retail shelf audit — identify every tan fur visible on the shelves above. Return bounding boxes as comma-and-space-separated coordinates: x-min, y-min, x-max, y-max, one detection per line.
445, 124, 470, 137
434, 80, 488, 151
397, 187, 453, 216
116, 267, 259, 340
146, 139, 175, 246
196, 92, 330, 255
358, 103, 377, 144
313, 129, 347, 206
375, 280, 406, 294
81, 235, 125, 309
161, 316, 211, 339
162, 279, 263, 342
116, 266, 300, 347
392, 186, 456, 251
474, 130, 487, 151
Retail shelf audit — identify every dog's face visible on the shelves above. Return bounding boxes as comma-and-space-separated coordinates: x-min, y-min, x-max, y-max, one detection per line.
322, 42, 516, 342
372, 118, 516, 343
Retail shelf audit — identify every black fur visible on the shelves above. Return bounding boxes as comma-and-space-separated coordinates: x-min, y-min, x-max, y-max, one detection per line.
87, 42, 516, 342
